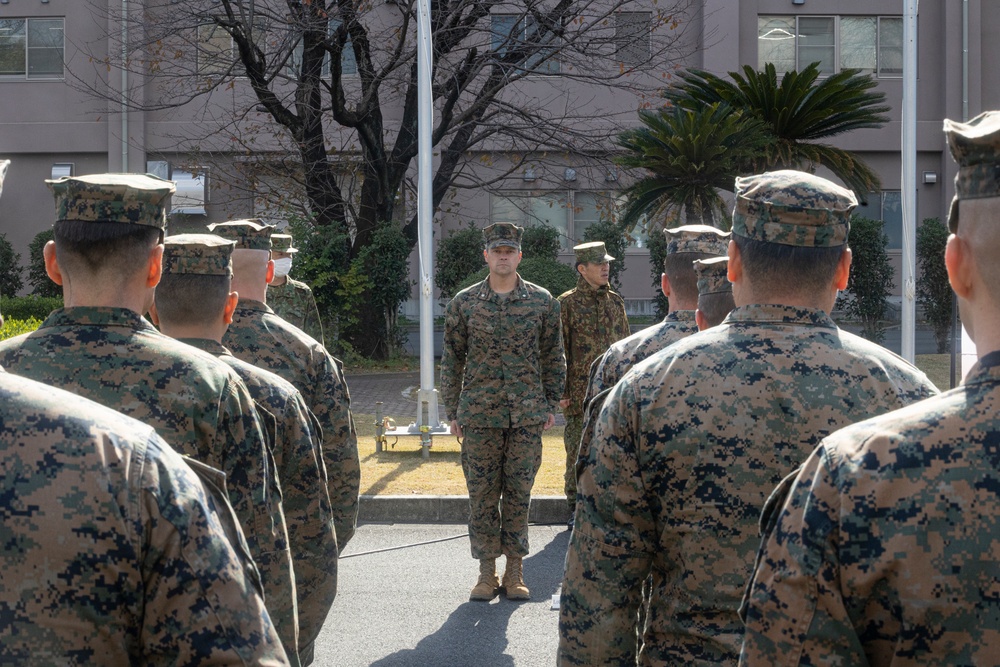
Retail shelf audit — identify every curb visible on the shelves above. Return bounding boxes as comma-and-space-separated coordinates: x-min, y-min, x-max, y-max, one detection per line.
358, 495, 571, 525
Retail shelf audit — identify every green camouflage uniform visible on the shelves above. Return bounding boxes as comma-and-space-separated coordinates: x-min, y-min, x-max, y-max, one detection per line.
181, 337, 338, 661
0, 367, 289, 666
268, 277, 325, 346
558, 249, 629, 507
224, 299, 360, 550
741, 109, 1000, 667
441, 224, 566, 558
558, 171, 940, 666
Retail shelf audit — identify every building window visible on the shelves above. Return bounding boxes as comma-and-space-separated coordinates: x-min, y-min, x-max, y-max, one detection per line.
0, 18, 64, 80
615, 12, 651, 66
855, 191, 902, 250
491, 14, 560, 75
197, 18, 267, 77
758, 15, 903, 78
288, 18, 358, 78
491, 190, 645, 249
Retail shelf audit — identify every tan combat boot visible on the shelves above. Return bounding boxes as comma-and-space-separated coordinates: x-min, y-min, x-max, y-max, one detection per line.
502, 556, 530, 600
469, 558, 500, 601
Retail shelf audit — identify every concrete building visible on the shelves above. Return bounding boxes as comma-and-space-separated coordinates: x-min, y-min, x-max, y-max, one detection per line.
0, 1, 994, 315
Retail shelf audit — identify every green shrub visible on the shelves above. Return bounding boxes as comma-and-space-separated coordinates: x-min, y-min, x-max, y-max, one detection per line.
435, 224, 484, 300
836, 216, 893, 344
521, 226, 561, 261
916, 217, 954, 353
0, 295, 61, 321
28, 229, 60, 298
0, 233, 24, 297
456, 257, 578, 297
582, 219, 630, 292
0, 317, 41, 341
646, 227, 670, 319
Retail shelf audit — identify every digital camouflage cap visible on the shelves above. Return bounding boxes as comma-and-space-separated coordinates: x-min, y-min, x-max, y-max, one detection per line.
944, 110, 1000, 232
208, 219, 274, 250
47, 173, 175, 230
573, 241, 614, 264
664, 224, 730, 255
694, 256, 731, 296
483, 222, 523, 250
732, 170, 855, 247
163, 234, 235, 277
271, 233, 299, 254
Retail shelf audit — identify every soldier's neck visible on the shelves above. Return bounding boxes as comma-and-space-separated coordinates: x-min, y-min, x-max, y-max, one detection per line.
269, 275, 288, 287
488, 272, 518, 294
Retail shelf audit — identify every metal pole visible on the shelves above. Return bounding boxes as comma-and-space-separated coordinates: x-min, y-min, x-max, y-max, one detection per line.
121, 0, 128, 172
415, 0, 441, 428
900, 0, 918, 362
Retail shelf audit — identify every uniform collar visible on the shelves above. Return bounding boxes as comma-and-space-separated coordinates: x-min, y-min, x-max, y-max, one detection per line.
237, 299, 274, 314
963, 349, 1000, 387
575, 276, 610, 296
477, 274, 529, 301
664, 310, 696, 323
721, 303, 836, 329
177, 337, 233, 357
41, 306, 157, 331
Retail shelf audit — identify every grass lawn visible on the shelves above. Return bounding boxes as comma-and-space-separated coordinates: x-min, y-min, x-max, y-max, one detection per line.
354, 354, 960, 497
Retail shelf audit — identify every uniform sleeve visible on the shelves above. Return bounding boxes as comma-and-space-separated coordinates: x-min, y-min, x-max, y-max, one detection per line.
303, 290, 326, 348
542, 297, 567, 411
440, 296, 467, 422
558, 380, 654, 665
141, 436, 290, 666
559, 296, 573, 402
273, 394, 339, 650
739, 443, 866, 666
311, 354, 360, 549
614, 298, 631, 343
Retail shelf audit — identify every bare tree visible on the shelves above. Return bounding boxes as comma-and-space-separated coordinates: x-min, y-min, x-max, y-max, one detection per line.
80, 0, 699, 357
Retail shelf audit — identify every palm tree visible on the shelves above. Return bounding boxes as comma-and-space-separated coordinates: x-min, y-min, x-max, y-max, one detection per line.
664, 63, 890, 198
616, 102, 768, 232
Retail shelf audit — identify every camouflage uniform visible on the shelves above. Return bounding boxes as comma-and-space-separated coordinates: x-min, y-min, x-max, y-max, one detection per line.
0, 368, 289, 665
440, 223, 566, 559
213, 220, 359, 551
740, 110, 1000, 667
0, 175, 295, 660
268, 233, 325, 345
558, 242, 630, 508
158, 232, 338, 665
558, 171, 940, 666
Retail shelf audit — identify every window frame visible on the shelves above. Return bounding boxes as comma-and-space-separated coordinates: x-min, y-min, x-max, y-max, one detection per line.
614, 11, 652, 67
287, 17, 358, 79
490, 13, 561, 76
854, 190, 903, 250
196, 17, 268, 79
0, 17, 65, 81
758, 14, 904, 79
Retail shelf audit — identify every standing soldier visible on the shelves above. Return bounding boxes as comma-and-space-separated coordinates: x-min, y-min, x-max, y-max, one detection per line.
151, 233, 339, 666
213, 220, 360, 560
558, 241, 629, 521
740, 111, 1000, 666
268, 233, 325, 346
693, 256, 735, 330
585, 225, 729, 403
0, 174, 296, 661
441, 222, 566, 602
559, 170, 939, 665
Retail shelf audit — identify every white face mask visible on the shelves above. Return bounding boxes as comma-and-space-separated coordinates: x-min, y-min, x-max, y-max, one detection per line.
272, 257, 293, 277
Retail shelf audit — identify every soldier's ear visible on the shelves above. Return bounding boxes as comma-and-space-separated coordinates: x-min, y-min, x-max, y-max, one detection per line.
42, 240, 64, 286
833, 247, 852, 291
946, 234, 973, 299
660, 273, 671, 298
265, 258, 275, 285
146, 244, 164, 289
695, 308, 709, 332
223, 291, 239, 324
727, 240, 742, 284
148, 301, 161, 326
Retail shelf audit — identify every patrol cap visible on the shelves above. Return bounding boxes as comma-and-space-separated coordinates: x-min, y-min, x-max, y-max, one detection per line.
732, 170, 855, 247
944, 110, 1000, 232
694, 256, 731, 296
208, 219, 274, 250
271, 233, 299, 253
483, 222, 523, 250
47, 173, 175, 230
664, 224, 730, 255
162, 234, 235, 277
574, 241, 614, 264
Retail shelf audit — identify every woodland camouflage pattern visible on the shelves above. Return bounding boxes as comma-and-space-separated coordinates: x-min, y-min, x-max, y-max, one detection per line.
558, 304, 938, 666
945, 110, 1000, 229
441, 275, 565, 427
0, 307, 296, 657
224, 299, 360, 549
741, 353, 1000, 665
209, 219, 275, 250
695, 256, 732, 295
269, 277, 325, 346
558, 276, 629, 503
0, 368, 289, 666
46, 173, 175, 229
181, 337, 339, 663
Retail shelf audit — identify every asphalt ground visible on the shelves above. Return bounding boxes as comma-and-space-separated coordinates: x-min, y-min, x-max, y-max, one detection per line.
312, 523, 569, 666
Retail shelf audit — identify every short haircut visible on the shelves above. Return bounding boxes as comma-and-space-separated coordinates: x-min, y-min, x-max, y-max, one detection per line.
733, 235, 845, 298
53, 220, 162, 276
154, 273, 231, 327
697, 292, 736, 328
663, 251, 718, 303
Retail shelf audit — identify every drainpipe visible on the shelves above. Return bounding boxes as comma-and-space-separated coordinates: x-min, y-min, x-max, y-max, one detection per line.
121, 0, 128, 172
